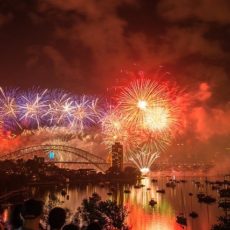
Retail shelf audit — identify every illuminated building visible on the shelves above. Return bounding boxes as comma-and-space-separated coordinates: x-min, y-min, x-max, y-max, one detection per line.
112, 142, 123, 171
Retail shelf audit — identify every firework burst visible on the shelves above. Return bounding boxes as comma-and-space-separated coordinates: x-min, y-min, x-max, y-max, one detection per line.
0, 75, 182, 173
44, 90, 72, 126
100, 108, 129, 148
118, 78, 168, 126
129, 146, 159, 174
0, 88, 102, 132
18, 88, 49, 128
68, 96, 100, 131
0, 87, 21, 130
105, 77, 181, 172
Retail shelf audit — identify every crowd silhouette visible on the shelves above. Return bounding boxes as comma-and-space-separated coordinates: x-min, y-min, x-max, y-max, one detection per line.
0, 199, 102, 230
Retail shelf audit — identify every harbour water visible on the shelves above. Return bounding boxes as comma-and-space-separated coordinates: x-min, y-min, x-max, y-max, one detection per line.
16, 175, 224, 230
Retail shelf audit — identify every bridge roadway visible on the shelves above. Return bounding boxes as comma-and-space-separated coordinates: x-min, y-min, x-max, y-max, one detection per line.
52, 161, 110, 164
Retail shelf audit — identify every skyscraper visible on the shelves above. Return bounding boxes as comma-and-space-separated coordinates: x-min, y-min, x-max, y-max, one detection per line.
112, 142, 123, 171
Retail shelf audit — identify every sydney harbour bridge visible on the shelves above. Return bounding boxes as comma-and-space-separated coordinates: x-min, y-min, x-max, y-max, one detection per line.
0, 145, 111, 172
0, 145, 214, 173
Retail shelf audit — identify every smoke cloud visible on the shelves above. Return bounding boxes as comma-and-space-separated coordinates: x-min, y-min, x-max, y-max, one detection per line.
0, 0, 229, 163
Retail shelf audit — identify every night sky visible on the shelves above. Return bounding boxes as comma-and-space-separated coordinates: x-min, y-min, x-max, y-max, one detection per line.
0, 0, 229, 163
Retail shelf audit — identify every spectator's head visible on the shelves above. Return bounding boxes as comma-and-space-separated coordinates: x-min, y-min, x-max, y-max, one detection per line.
21, 199, 43, 230
48, 207, 66, 230
0, 205, 5, 223
0, 205, 4, 215
9, 204, 23, 229
21, 199, 43, 220
86, 222, 101, 230
63, 223, 79, 230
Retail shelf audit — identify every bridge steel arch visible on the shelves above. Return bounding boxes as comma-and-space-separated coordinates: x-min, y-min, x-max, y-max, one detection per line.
0, 145, 108, 172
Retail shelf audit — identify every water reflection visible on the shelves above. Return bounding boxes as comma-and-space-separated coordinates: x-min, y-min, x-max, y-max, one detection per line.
124, 178, 178, 230
40, 177, 223, 230
3, 176, 223, 230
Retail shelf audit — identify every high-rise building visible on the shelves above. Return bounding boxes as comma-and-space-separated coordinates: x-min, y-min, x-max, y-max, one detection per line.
112, 142, 123, 171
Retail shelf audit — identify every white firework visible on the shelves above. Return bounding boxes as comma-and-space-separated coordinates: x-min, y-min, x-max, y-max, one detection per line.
0, 87, 21, 129
68, 96, 99, 131
18, 89, 49, 128
129, 146, 159, 174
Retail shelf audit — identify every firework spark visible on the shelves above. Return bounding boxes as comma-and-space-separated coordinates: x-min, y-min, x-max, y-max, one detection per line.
100, 109, 129, 148
106, 77, 181, 171
143, 107, 170, 132
0, 87, 21, 129
118, 78, 167, 125
68, 96, 99, 131
0, 88, 102, 132
129, 146, 159, 174
18, 89, 49, 128
44, 90, 72, 126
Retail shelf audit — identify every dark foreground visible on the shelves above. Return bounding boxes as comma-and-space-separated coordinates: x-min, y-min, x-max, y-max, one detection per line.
1, 174, 230, 230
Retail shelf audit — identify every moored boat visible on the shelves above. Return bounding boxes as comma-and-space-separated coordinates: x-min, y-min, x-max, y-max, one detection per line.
176, 214, 187, 226
149, 199, 157, 207
156, 189, 165, 194
189, 211, 198, 218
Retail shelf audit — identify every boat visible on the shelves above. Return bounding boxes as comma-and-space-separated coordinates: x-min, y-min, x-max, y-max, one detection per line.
203, 196, 216, 204
134, 185, 141, 189
194, 181, 203, 188
176, 188, 187, 226
218, 200, 230, 209
211, 185, 220, 190
189, 191, 198, 219
109, 186, 115, 191
61, 189, 67, 196
166, 181, 176, 188
189, 211, 198, 218
156, 189, 165, 194
149, 199, 157, 207
176, 214, 187, 226
198, 195, 216, 204
198, 177, 216, 204
124, 189, 131, 194
205, 179, 211, 184
197, 192, 205, 199
99, 182, 105, 187
219, 188, 230, 198
147, 187, 151, 191
151, 179, 158, 183
215, 180, 224, 186
107, 192, 113, 196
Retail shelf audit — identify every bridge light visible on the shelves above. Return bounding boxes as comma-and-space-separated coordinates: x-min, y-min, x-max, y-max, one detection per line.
49, 151, 55, 160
